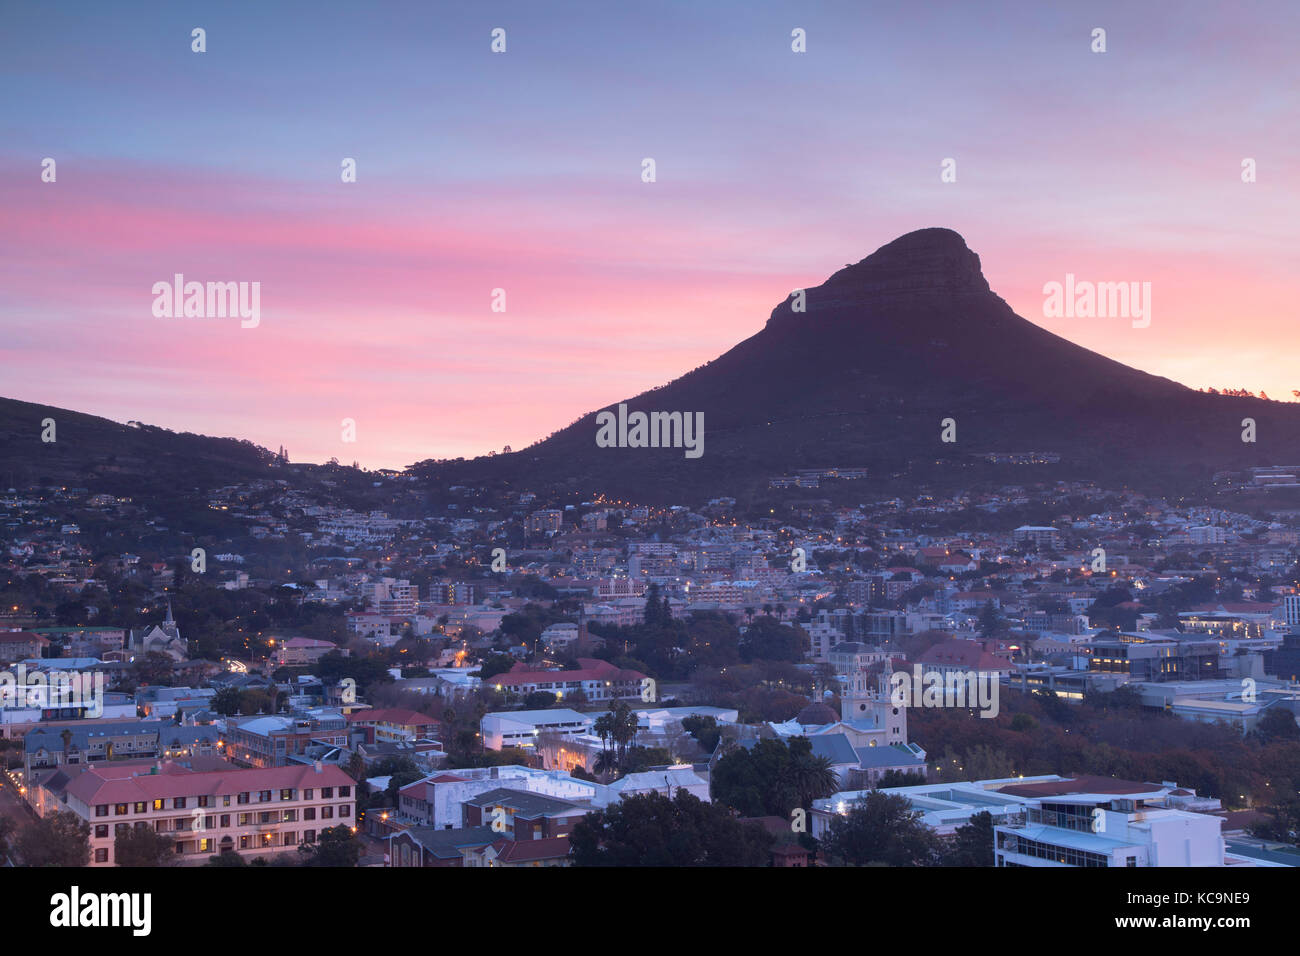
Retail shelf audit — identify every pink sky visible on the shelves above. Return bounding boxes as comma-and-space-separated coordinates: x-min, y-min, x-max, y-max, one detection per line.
3, 2, 1297, 469
2, 158, 1297, 470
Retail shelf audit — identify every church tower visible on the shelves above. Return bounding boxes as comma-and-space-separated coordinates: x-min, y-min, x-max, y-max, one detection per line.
841, 666, 873, 721
878, 660, 908, 745
838, 662, 908, 745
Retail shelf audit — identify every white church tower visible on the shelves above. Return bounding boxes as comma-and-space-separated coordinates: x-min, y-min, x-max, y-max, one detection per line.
839, 661, 907, 746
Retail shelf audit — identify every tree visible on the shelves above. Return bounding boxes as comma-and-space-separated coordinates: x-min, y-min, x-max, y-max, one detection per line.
211, 686, 243, 716
738, 616, 804, 663
820, 790, 940, 866
569, 790, 772, 866
681, 715, 722, 754
710, 736, 831, 817
942, 810, 995, 866
978, 601, 1005, 639
0, 816, 14, 864
17, 811, 90, 866
115, 826, 176, 866
781, 748, 839, 812
298, 825, 361, 867
876, 769, 927, 789
1253, 707, 1300, 744
206, 849, 249, 867
473, 653, 516, 682
344, 751, 367, 783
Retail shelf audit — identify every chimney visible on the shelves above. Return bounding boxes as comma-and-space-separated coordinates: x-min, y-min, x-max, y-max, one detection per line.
313, 760, 323, 773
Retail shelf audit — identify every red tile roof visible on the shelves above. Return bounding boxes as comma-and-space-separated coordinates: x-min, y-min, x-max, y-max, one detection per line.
65, 760, 355, 805
0, 631, 50, 644
490, 836, 571, 863
347, 708, 438, 726
917, 639, 1012, 672
496, 657, 645, 687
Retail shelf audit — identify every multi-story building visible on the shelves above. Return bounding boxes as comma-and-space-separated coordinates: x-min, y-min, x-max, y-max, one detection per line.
1087, 635, 1220, 682
346, 708, 440, 745
1014, 526, 1061, 550
461, 787, 586, 841
480, 708, 594, 751
371, 578, 418, 616
223, 710, 349, 768
275, 637, 341, 667
1284, 594, 1300, 629
59, 759, 356, 865
0, 631, 51, 663
993, 776, 1226, 867
24, 720, 221, 776
489, 658, 648, 705
526, 510, 564, 534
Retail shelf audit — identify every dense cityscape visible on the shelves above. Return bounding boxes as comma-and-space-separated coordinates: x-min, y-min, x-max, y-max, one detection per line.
3, 456, 1300, 871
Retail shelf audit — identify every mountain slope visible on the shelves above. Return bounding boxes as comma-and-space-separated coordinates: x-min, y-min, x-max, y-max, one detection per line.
0, 397, 278, 495
428, 228, 1300, 500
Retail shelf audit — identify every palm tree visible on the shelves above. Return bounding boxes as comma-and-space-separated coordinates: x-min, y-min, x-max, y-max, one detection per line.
782, 752, 840, 811
592, 749, 618, 781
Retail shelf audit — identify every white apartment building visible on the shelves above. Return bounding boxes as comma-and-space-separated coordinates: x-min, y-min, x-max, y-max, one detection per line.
480, 708, 594, 750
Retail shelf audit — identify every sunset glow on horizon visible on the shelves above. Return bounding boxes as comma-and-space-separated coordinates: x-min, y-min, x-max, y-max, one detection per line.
3, 0, 1298, 469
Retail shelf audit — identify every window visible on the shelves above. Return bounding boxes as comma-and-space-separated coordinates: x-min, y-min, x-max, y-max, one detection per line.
280, 789, 294, 801
198, 796, 211, 808
322, 787, 334, 798
198, 838, 212, 852
114, 803, 128, 816
95, 804, 108, 817
237, 792, 250, 805
238, 813, 250, 826
95, 825, 108, 839
94, 848, 109, 863
322, 806, 334, 819
153, 799, 164, 811
304, 807, 316, 821
258, 790, 272, 802
339, 786, 351, 798
304, 789, 314, 800
222, 795, 231, 807
283, 831, 297, 846
282, 810, 297, 823
1126, 857, 1138, 867
303, 829, 316, 844
339, 805, 351, 818
239, 835, 249, 849
220, 815, 230, 828
133, 802, 147, 814
173, 797, 187, 810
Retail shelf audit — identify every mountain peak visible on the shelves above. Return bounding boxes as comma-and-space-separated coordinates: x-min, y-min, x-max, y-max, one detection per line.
821, 227, 990, 298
